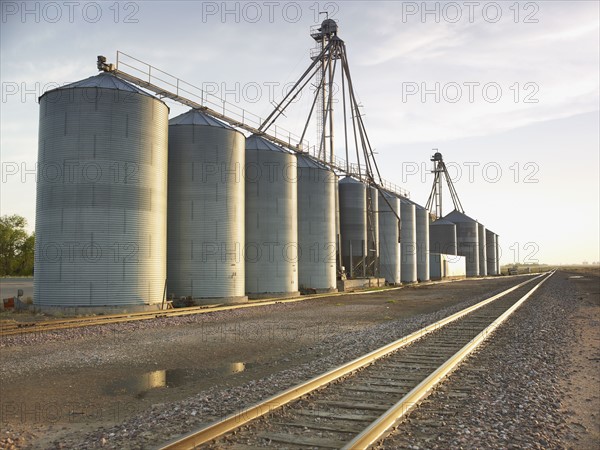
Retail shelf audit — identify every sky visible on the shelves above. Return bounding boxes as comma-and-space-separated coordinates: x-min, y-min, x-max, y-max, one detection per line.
1, 0, 599, 266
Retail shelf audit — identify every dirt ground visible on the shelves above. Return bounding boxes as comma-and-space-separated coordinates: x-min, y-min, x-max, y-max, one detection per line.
0, 276, 525, 449
560, 269, 600, 449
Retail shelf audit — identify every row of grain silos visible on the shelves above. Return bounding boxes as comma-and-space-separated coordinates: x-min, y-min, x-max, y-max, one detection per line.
34, 73, 338, 311
33, 72, 499, 313
430, 210, 500, 277
168, 118, 340, 301
337, 181, 430, 285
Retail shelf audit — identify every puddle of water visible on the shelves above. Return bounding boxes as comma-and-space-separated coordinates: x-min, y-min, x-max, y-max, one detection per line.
104, 362, 247, 397
228, 362, 246, 374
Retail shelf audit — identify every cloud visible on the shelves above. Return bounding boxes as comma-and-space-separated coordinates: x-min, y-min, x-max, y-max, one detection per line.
337, 2, 600, 144
363, 25, 467, 66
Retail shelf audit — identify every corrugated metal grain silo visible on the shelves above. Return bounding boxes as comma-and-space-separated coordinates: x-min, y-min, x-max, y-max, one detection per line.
485, 229, 498, 275
245, 135, 298, 297
167, 109, 246, 303
429, 218, 457, 255
34, 72, 168, 310
297, 155, 337, 292
478, 223, 488, 277
443, 210, 480, 277
400, 199, 417, 283
415, 205, 430, 282
339, 176, 367, 278
378, 192, 401, 284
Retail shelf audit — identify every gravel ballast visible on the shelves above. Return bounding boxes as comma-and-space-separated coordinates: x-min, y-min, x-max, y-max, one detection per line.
0, 278, 533, 449
2, 272, 597, 449
379, 271, 599, 449
68, 287, 515, 449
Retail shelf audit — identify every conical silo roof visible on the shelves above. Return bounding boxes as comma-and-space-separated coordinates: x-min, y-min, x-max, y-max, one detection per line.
431, 218, 456, 226
444, 209, 477, 223
379, 190, 396, 199
53, 72, 155, 97
339, 175, 362, 184
246, 134, 292, 153
169, 109, 232, 128
403, 197, 427, 210
297, 154, 331, 170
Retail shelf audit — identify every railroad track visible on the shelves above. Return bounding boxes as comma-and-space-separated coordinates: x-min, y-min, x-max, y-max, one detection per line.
0, 287, 400, 337
0, 275, 540, 337
0, 305, 217, 336
0, 274, 541, 337
160, 271, 553, 450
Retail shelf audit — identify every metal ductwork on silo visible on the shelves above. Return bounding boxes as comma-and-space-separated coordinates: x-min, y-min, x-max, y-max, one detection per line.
415, 205, 430, 282
367, 186, 379, 276
495, 234, 501, 274
245, 135, 299, 298
34, 73, 169, 311
478, 223, 487, 277
297, 155, 337, 292
335, 180, 341, 275
339, 176, 367, 278
443, 210, 480, 277
167, 109, 246, 304
378, 192, 400, 284
429, 218, 457, 256
485, 229, 498, 275
400, 199, 417, 283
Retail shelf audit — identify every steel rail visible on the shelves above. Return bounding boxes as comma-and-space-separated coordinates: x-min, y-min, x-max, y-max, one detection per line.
158, 273, 547, 450
344, 270, 554, 449
0, 273, 542, 337
0, 286, 405, 337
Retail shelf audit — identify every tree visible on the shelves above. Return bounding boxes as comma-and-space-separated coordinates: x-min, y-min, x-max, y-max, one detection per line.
14, 232, 35, 276
0, 215, 35, 276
